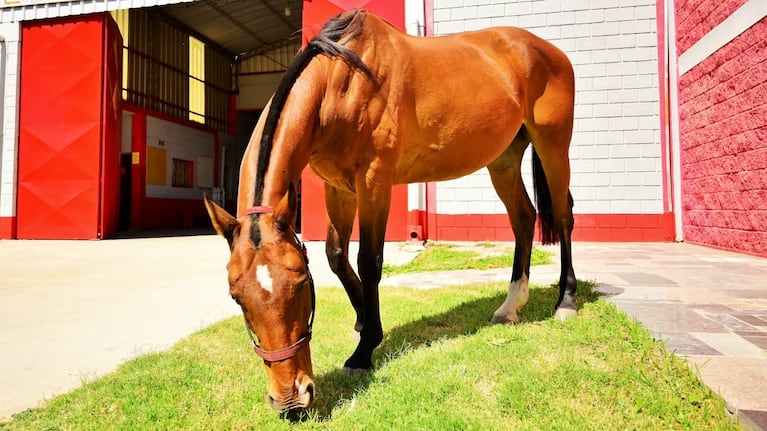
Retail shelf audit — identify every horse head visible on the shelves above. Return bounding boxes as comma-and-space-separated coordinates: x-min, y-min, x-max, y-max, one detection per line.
204, 185, 316, 412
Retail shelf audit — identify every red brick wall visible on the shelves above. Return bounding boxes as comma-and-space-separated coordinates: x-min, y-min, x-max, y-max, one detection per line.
677, 14, 767, 256
675, 0, 747, 52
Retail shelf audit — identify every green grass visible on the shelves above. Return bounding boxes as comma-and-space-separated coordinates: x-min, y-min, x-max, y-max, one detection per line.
2, 281, 738, 431
382, 243, 551, 276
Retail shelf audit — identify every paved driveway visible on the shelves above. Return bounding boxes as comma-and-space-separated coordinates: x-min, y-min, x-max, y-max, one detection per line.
0, 232, 240, 419
0, 231, 416, 419
1, 235, 766, 429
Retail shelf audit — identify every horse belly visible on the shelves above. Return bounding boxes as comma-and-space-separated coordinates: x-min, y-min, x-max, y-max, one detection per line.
392, 43, 525, 184
394, 101, 523, 184
394, 138, 512, 184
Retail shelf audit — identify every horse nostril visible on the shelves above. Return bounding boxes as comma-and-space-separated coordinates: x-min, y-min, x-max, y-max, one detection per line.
305, 382, 315, 401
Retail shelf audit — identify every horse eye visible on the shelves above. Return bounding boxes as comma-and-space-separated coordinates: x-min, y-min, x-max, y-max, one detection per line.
294, 275, 310, 290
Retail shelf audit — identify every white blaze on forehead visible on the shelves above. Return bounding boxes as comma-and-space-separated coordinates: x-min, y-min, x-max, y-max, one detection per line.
256, 264, 274, 293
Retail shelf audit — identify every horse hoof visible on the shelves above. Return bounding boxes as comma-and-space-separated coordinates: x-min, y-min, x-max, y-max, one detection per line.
491, 313, 519, 324
554, 308, 578, 320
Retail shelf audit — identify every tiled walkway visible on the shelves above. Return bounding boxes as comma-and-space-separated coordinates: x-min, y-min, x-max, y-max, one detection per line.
382, 242, 767, 431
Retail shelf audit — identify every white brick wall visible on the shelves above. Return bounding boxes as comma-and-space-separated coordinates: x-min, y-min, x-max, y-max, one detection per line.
433, 0, 663, 215
0, 22, 20, 218
145, 116, 215, 200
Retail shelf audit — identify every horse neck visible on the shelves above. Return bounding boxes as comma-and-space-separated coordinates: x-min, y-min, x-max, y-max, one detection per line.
252, 63, 326, 211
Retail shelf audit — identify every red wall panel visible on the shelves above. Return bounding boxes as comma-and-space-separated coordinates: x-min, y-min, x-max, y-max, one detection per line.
18, 14, 121, 239
302, 0, 405, 46
432, 213, 674, 242
300, 0, 409, 241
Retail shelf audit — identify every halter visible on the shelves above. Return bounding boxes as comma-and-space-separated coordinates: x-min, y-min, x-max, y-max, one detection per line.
244, 206, 274, 215
242, 205, 316, 362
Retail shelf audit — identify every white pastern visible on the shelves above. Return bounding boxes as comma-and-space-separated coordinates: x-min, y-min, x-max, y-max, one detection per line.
491, 274, 530, 324
256, 265, 273, 293
554, 308, 578, 320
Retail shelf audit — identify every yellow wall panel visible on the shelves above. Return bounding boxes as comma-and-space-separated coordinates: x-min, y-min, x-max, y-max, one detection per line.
146, 146, 168, 185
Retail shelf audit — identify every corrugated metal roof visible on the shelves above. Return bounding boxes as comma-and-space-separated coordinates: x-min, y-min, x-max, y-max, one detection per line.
160, 0, 302, 58
1, 0, 303, 59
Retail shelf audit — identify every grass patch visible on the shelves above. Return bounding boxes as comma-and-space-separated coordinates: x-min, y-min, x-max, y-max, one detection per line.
382, 243, 551, 276
2, 281, 738, 430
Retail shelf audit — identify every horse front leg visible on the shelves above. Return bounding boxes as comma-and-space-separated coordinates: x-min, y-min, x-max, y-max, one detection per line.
343, 185, 390, 372
487, 135, 536, 324
324, 184, 365, 332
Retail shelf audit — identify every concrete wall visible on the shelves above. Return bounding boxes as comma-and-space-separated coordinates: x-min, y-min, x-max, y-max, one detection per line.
145, 115, 215, 200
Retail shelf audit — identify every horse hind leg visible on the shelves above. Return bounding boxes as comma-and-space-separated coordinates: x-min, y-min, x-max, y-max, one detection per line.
487, 133, 536, 324
529, 127, 578, 320
324, 184, 365, 332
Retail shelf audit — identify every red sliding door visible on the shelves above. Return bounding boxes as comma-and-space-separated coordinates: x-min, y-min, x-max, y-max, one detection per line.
18, 13, 122, 239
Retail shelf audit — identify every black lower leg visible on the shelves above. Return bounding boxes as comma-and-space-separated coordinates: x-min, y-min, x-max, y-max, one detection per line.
344, 252, 384, 370
555, 226, 577, 312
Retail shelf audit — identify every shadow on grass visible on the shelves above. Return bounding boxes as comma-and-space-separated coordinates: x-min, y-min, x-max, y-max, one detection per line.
309, 280, 600, 419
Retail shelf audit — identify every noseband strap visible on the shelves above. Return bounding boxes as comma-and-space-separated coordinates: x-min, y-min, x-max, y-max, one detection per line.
249, 327, 312, 362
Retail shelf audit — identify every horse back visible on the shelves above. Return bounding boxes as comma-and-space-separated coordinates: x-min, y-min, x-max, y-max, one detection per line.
358, 19, 574, 183
313, 12, 575, 186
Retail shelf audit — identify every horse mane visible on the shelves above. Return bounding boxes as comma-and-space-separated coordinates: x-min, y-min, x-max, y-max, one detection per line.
250, 9, 375, 243
253, 10, 375, 208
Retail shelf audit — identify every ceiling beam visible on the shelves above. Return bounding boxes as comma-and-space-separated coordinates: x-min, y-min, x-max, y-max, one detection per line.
154, 7, 235, 60
204, 0, 270, 49
257, 0, 299, 33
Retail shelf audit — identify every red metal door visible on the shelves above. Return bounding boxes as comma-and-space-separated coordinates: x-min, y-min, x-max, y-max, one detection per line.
300, 0, 408, 241
18, 14, 121, 239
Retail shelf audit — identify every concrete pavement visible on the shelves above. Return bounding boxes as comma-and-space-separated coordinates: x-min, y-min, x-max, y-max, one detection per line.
1, 233, 766, 430
0, 230, 415, 420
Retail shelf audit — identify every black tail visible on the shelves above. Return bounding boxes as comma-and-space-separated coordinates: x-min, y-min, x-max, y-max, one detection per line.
532, 148, 566, 245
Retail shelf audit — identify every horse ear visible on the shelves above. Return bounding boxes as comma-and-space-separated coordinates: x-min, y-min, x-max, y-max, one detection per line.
203, 194, 238, 245
273, 183, 298, 232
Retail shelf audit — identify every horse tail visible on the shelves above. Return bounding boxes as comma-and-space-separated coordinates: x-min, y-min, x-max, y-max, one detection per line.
532, 148, 575, 245
532, 148, 558, 245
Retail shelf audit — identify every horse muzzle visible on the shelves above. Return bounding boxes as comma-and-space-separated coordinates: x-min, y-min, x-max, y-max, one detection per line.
268, 379, 316, 412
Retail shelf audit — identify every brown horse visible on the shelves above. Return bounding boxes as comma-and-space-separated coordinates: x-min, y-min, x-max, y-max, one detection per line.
204, 9, 576, 412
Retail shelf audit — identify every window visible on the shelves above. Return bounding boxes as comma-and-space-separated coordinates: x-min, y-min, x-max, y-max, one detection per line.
172, 158, 194, 188
189, 36, 205, 124
110, 9, 129, 100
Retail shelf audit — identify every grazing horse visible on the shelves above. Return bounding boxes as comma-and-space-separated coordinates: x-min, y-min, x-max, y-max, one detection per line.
204, 9, 576, 412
